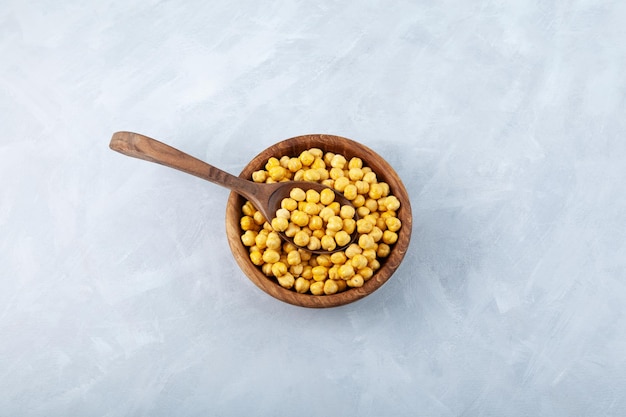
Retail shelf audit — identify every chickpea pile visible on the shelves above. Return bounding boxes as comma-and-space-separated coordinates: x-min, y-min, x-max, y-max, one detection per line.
271, 187, 356, 251
239, 148, 402, 296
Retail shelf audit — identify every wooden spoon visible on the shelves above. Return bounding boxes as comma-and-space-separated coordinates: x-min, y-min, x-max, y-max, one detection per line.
109, 131, 357, 254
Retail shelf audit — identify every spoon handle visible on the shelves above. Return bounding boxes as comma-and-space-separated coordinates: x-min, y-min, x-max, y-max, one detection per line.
109, 131, 258, 199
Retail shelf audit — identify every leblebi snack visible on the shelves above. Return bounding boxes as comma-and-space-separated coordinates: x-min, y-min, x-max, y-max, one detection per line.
225, 134, 411, 308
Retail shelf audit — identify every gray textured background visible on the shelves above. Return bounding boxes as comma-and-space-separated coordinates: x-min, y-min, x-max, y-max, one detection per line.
2, 1, 625, 416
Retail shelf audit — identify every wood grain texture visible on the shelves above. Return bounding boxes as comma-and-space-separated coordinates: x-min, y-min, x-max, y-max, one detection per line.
225, 134, 413, 308
110, 131, 359, 254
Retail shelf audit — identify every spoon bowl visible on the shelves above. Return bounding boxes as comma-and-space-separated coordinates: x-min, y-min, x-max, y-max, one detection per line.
109, 131, 357, 254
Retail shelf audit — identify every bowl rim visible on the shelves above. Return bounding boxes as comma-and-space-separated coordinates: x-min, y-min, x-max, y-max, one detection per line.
225, 133, 412, 308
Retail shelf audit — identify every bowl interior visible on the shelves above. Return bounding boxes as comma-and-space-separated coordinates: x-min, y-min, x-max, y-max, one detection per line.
225, 134, 412, 308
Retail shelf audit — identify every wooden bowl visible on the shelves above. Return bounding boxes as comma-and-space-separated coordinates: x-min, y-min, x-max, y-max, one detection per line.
225, 134, 412, 308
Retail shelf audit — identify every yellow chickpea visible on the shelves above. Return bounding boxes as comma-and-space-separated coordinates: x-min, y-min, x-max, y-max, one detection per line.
358, 234, 376, 250
350, 254, 369, 270
255, 231, 268, 249
333, 176, 350, 192
308, 148, 323, 158
338, 264, 355, 280
379, 182, 390, 197
271, 262, 288, 277
321, 235, 337, 251
326, 216, 343, 232
301, 265, 313, 279
362, 171, 377, 184
282, 242, 297, 253
287, 250, 302, 266
252, 211, 265, 226
299, 150, 315, 166
251, 170, 267, 183
362, 248, 377, 262
291, 210, 310, 227
240, 216, 256, 231
323, 279, 339, 295
339, 204, 355, 220
284, 223, 300, 237
265, 232, 282, 250
310, 281, 325, 295
305, 189, 320, 203
319, 188, 336, 205
268, 166, 287, 181
307, 236, 321, 251
342, 184, 356, 200
327, 202, 340, 215
334, 230, 351, 247
309, 215, 324, 230
385, 217, 402, 232
303, 202, 321, 216
356, 206, 370, 218
290, 187, 306, 201
272, 208, 288, 219
347, 274, 364, 288
369, 259, 381, 271
368, 183, 384, 200
330, 251, 347, 265
328, 265, 339, 280
295, 277, 311, 293
382, 230, 398, 245
262, 249, 280, 264
330, 154, 347, 169
343, 218, 356, 234
352, 194, 365, 208
348, 157, 362, 169
277, 273, 295, 289
249, 250, 263, 265
281, 198, 298, 211
359, 267, 374, 280
329, 167, 344, 180
354, 181, 369, 195
377, 243, 391, 258
345, 243, 362, 259
271, 217, 288, 232
312, 265, 328, 281
303, 169, 321, 182
356, 218, 374, 234
261, 263, 273, 276
369, 226, 384, 243
348, 167, 364, 181
299, 249, 312, 262
293, 230, 310, 247
287, 158, 302, 173
317, 169, 329, 181
318, 207, 335, 222
265, 157, 280, 169
288, 264, 301, 276
312, 229, 325, 239
241, 230, 257, 246
363, 213, 378, 225
293, 170, 305, 181
316, 254, 332, 267
242, 201, 256, 216
364, 198, 378, 212
311, 157, 326, 170
323, 152, 335, 166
